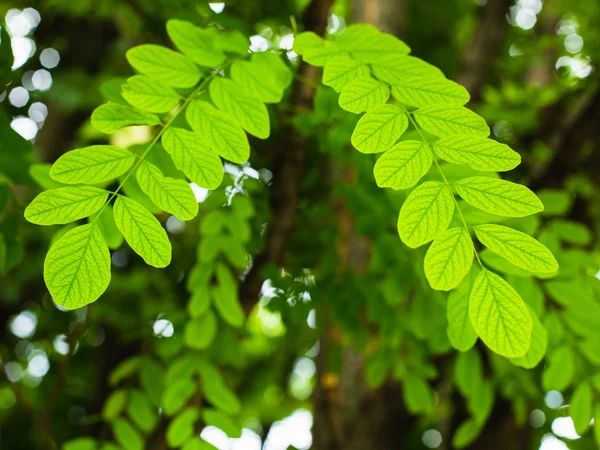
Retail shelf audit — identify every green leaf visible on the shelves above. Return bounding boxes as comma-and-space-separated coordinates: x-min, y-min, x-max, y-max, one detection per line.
469, 269, 532, 357
454, 349, 483, 397
323, 56, 370, 92
209, 77, 269, 139
122, 75, 181, 113
336, 24, 410, 63
186, 100, 250, 163
199, 364, 242, 415
447, 270, 478, 352
162, 378, 196, 416
338, 76, 389, 114
25, 186, 108, 225
452, 418, 482, 448
536, 189, 571, 216
206, 28, 249, 55
594, 405, 600, 446
413, 105, 490, 137
112, 418, 143, 450
542, 345, 575, 391
202, 409, 241, 438
213, 263, 245, 328
63, 438, 97, 450
188, 286, 212, 318
91, 103, 160, 134
127, 390, 158, 434
508, 307, 546, 369
292, 31, 323, 55
391, 77, 469, 107
231, 60, 283, 103
433, 136, 520, 172
569, 381, 594, 435
373, 140, 432, 189
184, 310, 217, 350
403, 374, 433, 414
44, 224, 111, 310
136, 162, 198, 221
302, 40, 347, 67
351, 104, 408, 154
166, 19, 225, 67
182, 438, 218, 450
113, 196, 172, 268
455, 177, 544, 217
102, 390, 128, 421
397, 181, 454, 248
162, 127, 223, 190
251, 52, 293, 90
126, 44, 201, 88
371, 54, 443, 85
30, 163, 68, 189
424, 227, 473, 291
474, 224, 558, 273
166, 407, 200, 448
50, 146, 136, 185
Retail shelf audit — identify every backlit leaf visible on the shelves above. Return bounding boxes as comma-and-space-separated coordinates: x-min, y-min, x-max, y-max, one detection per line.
509, 307, 547, 369
136, 162, 198, 221
398, 181, 454, 248
166, 19, 225, 67
50, 145, 136, 185
209, 77, 270, 138
474, 224, 558, 273
336, 24, 410, 63
338, 76, 389, 113
186, 100, 250, 163
542, 345, 575, 391
391, 77, 469, 107
323, 56, 370, 92
292, 31, 323, 55
126, 44, 200, 88
371, 54, 443, 85
469, 269, 532, 357
91, 103, 160, 134
231, 60, 283, 103
122, 75, 181, 113
447, 269, 478, 351
112, 418, 143, 450
25, 186, 108, 225
44, 224, 111, 309
413, 105, 489, 137
351, 104, 408, 154
433, 136, 520, 172
424, 227, 473, 291
162, 127, 223, 190
302, 40, 347, 67
113, 196, 172, 268
455, 177, 544, 217
184, 310, 217, 350
373, 140, 432, 189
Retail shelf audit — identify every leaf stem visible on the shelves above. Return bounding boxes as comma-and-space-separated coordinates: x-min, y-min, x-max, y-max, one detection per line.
404, 110, 483, 267
92, 67, 226, 223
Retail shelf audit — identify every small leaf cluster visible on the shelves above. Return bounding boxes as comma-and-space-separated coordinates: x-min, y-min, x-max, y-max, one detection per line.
24, 20, 291, 310
296, 24, 558, 359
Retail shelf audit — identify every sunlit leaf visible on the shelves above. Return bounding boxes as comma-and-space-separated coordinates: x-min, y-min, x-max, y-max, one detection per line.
413, 105, 489, 137
509, 307, 547, 369
391, 77, 469, 107
122, 75, 181, 113
113, 195, 172, 268
424, 227, 473, 291
44, 223, 111, 310
231, 59, 283, 103
447, 270, 478, 352
166, 19, 225, 67
433, 136, 520, 172
25, 186, 108, 225
351, 104, 408, 154
126, 44, 201, 88
371, 54, 443, 85
336, 24, 410, 63
302, 40, 347, 67
91, 103, 160, 134
323, 56, 370, 92
50, 145, 136, 185
338, 76, 389, 113
373, 140, 432, 189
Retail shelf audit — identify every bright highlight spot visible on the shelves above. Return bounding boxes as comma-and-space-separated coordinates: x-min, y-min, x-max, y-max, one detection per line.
422, 429, 442, 448
545, 390, 564, 409
10, 310, 37, 339
40, 48, 60, 68
551, 417, 580, 440
11, 117, 38, 140
208, 2, 225, 14
153, 319, 174, 337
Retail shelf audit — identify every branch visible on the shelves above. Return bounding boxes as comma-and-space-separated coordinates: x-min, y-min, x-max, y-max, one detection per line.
239, 0, 334, 312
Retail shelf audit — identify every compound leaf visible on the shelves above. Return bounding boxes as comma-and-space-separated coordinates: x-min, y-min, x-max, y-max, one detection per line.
339, 76, 389, 113
398, 181, 454, 248
50, 145, 136, 185
336, 24, 410, 63
44, 223, 110, 309
209, 77, 270, 138
424, 227, 473, 291
373, 140, 432, 189
455, 177, 544, 217
136, 162, 198, 221
413, 105, 490, 137
122, 75, 181, 113
113, 196, 172, 268
474, 224, 558, 273
25, 186, 108, 225
162, 127, 223, 190
469, 269, 532, 358
186, 100, 250, 163
91, 103, 160, 134
230, 60, 283, 103
351, 104, 408, 154
433, 136, 520, 172
126, 44, 200, 88
371, 54, 443, 85
302, 40, 347, 67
